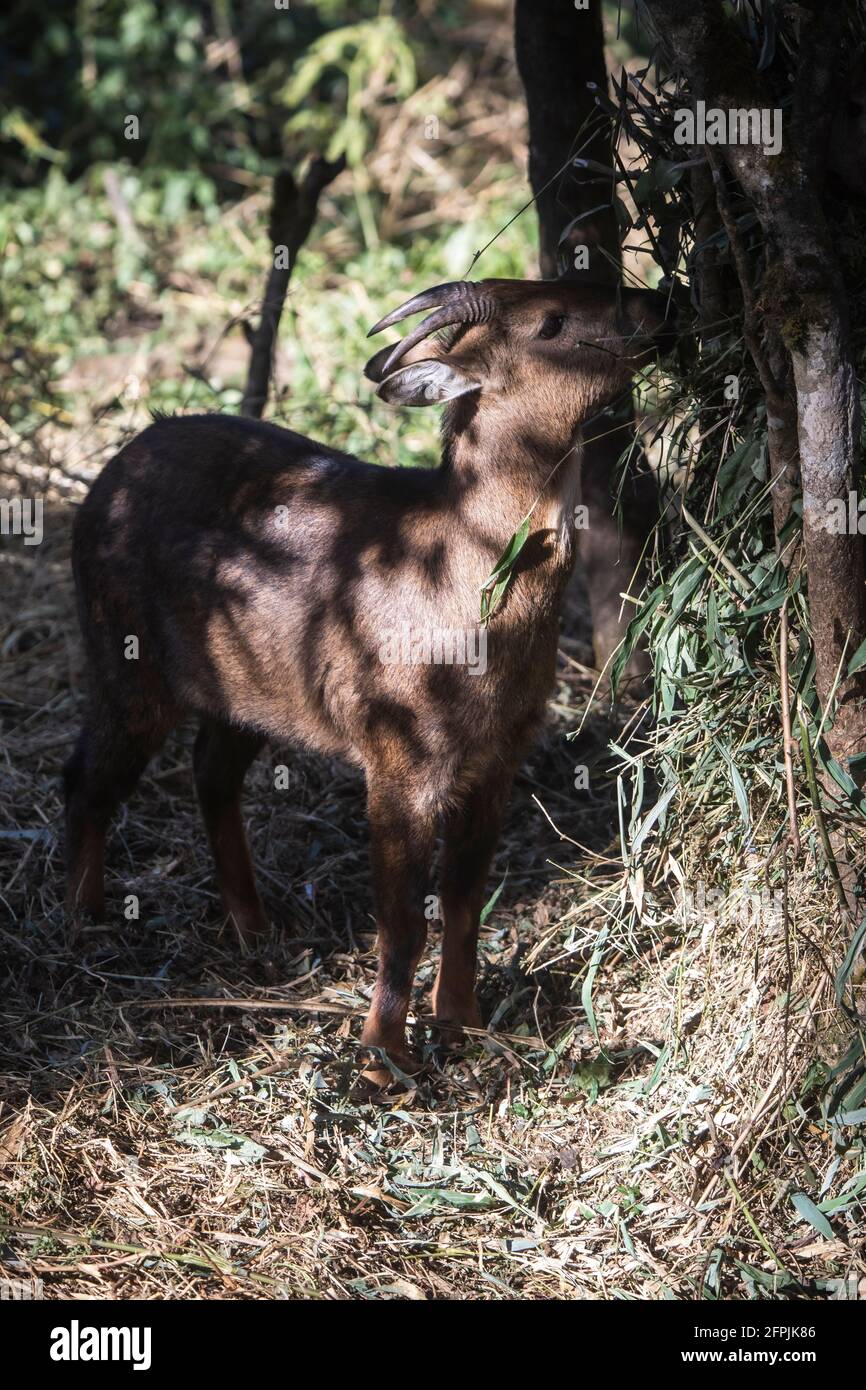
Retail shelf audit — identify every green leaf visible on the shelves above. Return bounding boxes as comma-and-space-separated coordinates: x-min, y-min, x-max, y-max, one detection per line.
818, 1170, 866, 1214
610, 582, 669, 697
480, 872, 508, 925
715, 438, 761, 518
835, 916, 866, 1006
485, 517, 530, 580
848, 635, 866, 677
632, 159, 686, 204
581, 925, 609, 1044
714, 741, 750, 832
644, 1042, 670, 1096
566, 1054, 613, 1101
790, 1192, 834, 1239
811, 739, 866, 820
401, 1189, 496, 1216
177, 1127, 267, 1162
630, 781, 678, 855
480, 517, 530, 623
741, 588, 787, 618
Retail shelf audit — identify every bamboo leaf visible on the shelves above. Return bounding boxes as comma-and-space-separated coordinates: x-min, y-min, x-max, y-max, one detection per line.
581, 926, 609, 1044
480, 517, 530, 623
630, 781, 678, 855
835, 916, 866, 1006
790, 1192, 834, 1240
847, 635, 866, 677
480, 872, 508, 925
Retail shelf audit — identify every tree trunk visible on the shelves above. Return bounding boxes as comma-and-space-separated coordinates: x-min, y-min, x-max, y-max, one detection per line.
515, 0, 653, 686
514, 0, 619, 281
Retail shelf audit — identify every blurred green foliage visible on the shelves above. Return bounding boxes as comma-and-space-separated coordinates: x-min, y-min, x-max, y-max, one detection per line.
0, 1, 532, 468
0, 2, 641, 454
283, 16, 416, 163
0, 0, 477, 189
1, 0, 372, 186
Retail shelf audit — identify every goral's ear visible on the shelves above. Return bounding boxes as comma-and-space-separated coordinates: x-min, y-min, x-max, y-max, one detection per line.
374, 359, 481, 407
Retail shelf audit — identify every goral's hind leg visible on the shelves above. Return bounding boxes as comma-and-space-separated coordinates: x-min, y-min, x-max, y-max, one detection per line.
64, 709, 170, 924
193, 718, 267, 947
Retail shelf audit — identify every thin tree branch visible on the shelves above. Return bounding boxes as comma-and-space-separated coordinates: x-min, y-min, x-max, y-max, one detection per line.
241, 154, 345, 419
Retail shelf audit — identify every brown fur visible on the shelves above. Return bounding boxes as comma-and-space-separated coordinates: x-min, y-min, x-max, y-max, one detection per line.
64, 278, 674, 1083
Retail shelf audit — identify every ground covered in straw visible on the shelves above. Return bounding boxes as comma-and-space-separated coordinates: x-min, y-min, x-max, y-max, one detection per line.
1, 497, 864, 1301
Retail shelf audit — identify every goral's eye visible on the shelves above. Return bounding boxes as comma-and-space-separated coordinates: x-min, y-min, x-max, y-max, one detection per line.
537, 312, 566, 340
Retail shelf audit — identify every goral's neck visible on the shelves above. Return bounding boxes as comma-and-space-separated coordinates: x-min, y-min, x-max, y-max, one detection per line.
440, 394, 584, 571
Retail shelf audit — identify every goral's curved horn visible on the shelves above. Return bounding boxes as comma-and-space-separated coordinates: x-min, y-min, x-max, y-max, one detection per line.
384, 304, 492, 375
368, 284, 496, 377
367, 281, 477, 337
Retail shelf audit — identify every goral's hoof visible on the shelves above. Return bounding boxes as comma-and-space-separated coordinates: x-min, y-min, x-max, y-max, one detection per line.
357, 1046, 421, 1096
431, 993, 483, 1040
224, 903, 271, 951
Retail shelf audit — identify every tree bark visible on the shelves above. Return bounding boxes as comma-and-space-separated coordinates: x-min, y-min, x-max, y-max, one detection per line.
515, 0, 654, 686
690, 155, 729, 355
514, 0, 620, 282
704, 151, 800, 554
